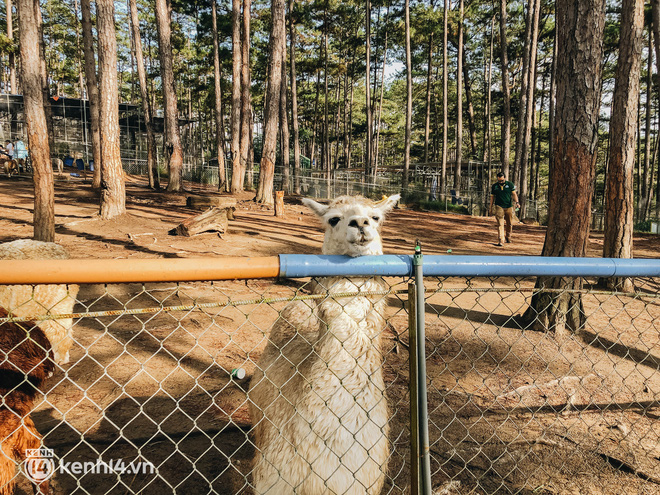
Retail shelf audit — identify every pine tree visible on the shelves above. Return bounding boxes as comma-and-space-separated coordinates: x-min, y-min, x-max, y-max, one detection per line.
523, 0, 607, 335
18, 0, 54, 241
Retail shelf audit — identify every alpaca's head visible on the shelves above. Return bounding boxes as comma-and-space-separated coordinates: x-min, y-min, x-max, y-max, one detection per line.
302, 194, 400, 256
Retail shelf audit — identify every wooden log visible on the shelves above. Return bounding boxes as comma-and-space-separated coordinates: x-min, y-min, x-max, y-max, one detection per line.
172, 207, 229, 237
274, 190, 285, 218
186, 195, 236, 220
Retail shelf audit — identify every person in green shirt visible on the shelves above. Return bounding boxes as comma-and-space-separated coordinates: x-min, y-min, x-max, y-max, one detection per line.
488, 172, 519, 246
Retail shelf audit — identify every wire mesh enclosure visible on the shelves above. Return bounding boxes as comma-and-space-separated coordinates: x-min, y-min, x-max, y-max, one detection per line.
1, 261, 660, 494
423, 275, 660, 494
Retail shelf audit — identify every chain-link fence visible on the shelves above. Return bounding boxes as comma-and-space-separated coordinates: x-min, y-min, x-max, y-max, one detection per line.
1, 256, 660, 494
422, 274, 660, 494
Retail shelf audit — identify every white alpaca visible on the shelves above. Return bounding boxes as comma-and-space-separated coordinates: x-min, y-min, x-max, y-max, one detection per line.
249, 194, 400, 495
0, 239, 79, 364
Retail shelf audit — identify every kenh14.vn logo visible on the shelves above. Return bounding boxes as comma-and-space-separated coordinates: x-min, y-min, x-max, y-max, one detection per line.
25, 449, 156, 481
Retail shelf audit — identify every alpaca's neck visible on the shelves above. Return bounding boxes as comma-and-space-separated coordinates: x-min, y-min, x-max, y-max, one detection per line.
312, 276, 386, 379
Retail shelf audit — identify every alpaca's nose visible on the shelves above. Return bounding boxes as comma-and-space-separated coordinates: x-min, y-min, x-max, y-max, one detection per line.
348, 217, 370, 231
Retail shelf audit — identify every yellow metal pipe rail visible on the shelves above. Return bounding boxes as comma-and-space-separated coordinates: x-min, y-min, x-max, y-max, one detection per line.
0, 257, 280, 284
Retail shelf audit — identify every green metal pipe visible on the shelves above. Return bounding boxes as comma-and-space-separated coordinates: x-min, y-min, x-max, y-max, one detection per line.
413, 241, 432, 494
408, 282, 419, 495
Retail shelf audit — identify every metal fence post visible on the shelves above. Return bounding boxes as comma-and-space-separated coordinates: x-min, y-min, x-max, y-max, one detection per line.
413, 241, 433, 494
408, 282, 419, 495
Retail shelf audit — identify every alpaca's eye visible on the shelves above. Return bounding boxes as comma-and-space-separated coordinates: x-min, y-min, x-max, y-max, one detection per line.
328, 217, 340, 227
372, 216, 380, 222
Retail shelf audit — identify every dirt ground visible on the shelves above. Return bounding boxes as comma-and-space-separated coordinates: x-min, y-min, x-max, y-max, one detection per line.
2, 174, 660, 495
3, 174, 660, 260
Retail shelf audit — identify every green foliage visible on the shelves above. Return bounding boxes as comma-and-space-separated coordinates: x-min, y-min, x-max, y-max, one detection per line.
0, 33, 15, 54
416, 199, 469, 215
42, 0, 83, 96
633, 220, 658, 233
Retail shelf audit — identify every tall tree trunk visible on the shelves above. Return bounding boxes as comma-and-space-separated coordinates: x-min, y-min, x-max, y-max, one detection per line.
288, 0, 301, 194
81, 0, 102, 189
485, 16, 494, 192
255, 0, 285, 205
127, 0, 135, 104
651, 0, 660, 113
529, 67, 539, 206
239, 0, 252, 190
403, 0, 412, 194
74, 0, 84, 99
636, 94, 642, 211
523, 0, 606, 335
652, 0, 660, 79
7, 0, 16, 93
512, 0, 534, 186
648, 112, 659, 220
37, 3, 53, 153
230, 0, 242, 192
97, 0, 126, 219
212, 0, 227, 192
322, 1, 330, 181
310, 42, 321, 170
433, 65, 440, 162
644, 100, 657, 221
154, 0, 184, 192
442, 0, 448, 191
523, 0, 541, 215
531, 65, 547, 203
649, 0, 660, 219
365, 0, 372, 178
369, 8, 378, 163
548, 22, 557, 185
424, 31, 434, 164
657, 122, 660, 219
499, 0, 512, 176
280, 44, 290, 193
373, 8, 389, 173
247, 108, 254, 188
332, 77, 341, 171
513, 0, 541, 218
602, 0, 643, 291
18, 0, 53, 241
462, 48, 477, 157
640, 28, 653, 220
343, 70, 350, 170
454, 0, 464, 190
130, 0, 159, 190
373, 42, 387, 172
347, 68, 355, 169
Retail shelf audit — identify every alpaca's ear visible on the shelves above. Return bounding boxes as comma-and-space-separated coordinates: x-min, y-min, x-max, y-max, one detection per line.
374, 194, 400, 214
302, 198, 329, 218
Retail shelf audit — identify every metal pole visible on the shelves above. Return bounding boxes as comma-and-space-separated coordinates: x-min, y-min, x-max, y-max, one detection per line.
413, 240, 432, 494
408, 282, 419, 495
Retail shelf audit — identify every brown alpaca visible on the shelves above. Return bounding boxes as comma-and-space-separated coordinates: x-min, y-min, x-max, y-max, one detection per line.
0, 308, 53, 495
1, 159, 17, 178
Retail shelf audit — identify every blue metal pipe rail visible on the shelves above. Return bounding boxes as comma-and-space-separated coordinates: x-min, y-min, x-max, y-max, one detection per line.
278, 255, 660, 279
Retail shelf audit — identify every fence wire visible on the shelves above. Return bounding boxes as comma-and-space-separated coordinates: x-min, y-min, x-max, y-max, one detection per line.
1, 274, 660, 494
